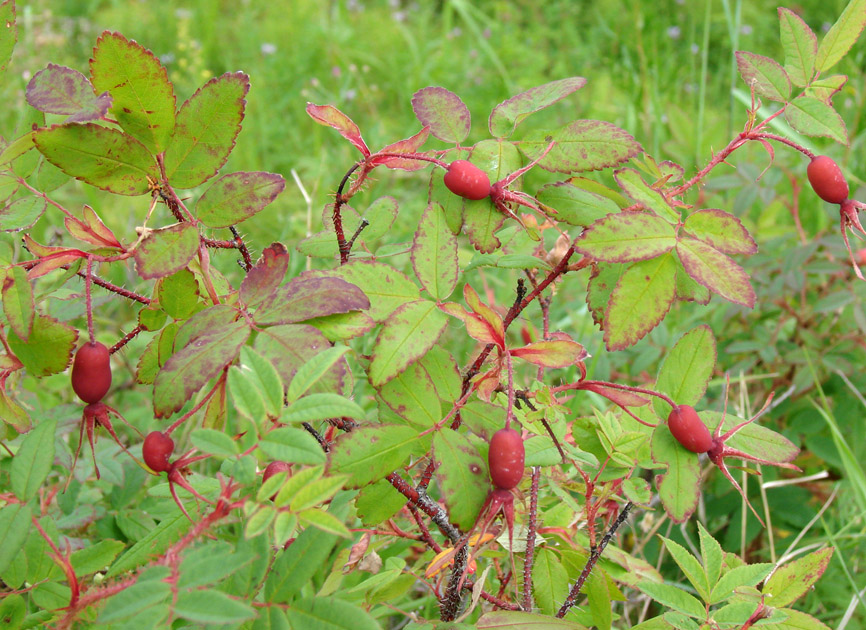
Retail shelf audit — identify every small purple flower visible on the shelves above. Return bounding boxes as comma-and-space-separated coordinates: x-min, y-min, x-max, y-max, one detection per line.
667, 26, 681, 40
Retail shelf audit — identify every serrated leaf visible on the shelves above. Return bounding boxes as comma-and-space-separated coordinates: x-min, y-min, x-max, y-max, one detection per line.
134, 222, 199, 279
735, 51, 791, 102
532, 547, 570, 616
328, 424, 419, 488
0, 389, 31, 433
259, 427, 326, 464
2, 266, 34, 341
586, 262, 626, 327
65, 204, 121, 249
575, 212, 676, 263
174, 589, 256, 624
255, 276, 369, 326
282, 393, 366, 424
97, 567, 172, 622
637, 579, 705, 617
537, 181, 619, 226
520, 120, 642, 173
306, 102, 369, 156
107, 513, 191, 577
653, 325, 717, 419
286, 345, 351, 404
377, 359, 440, 428
7, 314, 77, 377
411, 86, 470, 143
368, 300, 448, 387
156, 268, 200, 320
228, 362, 267, 422
286, 596, 381, 630
153, 319, 250, 417
90, 31, 175, 153
239, 242, 289, 310
489, 77, 587, 138
433, 428, 488, 529
26, 64, 112, 122
652, 424, 700, 523
677, 238, 755, 307
0, 504, 31, 575
784, 95, 848, 144
164, 71, 249, 188
815, 0, 866, 73
33, 123, 157, 195
316, 260, 420, 323
763, 547, 834, 608
604, 254, 677, 351
298, 507, 352, 537
356, 479, 406, 526
195, 171, 285, 228
10, 419, 56, 501
0, 196, 46, 232
779, 8, 817, 87
709, 563, 773, 604
190, 428, 238, 457
614, 168, 679, 223
683, 209, 757, 255
177, 543, 254, 590
411, 203, 459, 300
661, 537, 709, 602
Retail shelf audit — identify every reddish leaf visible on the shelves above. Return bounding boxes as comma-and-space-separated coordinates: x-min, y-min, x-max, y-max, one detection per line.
520, 120, 642, 173
676, 237, 756, 308
239, 243, 290, 310
488, 77, 587, 138
64, 205, 122, 249
510, 339, 586, 369
195, 171, 285, 229
463, 283, 505, 348
370, 127, 430, 171
411, 86, 470, 143
254, 276, 370, 326
306, 103, 369, 156
439, 302, 503, 348
577, 382, 649, 408
134, 222, 200, 280
26, 63, 112, 122
735, 51, 791, 102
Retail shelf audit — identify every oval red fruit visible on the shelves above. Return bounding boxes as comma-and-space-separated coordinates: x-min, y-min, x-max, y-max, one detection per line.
667, 405, 713, 453
262, 461, 292, 483
488, 428, 525, 490
443, 160, 491, 200
143, 431, 174, 473
807, 155, 849, 204
71, 341, 112, 404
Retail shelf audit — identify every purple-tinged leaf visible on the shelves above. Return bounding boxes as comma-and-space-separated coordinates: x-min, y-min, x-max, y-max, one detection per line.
173, 305, 238, 350
434, 428, 487, 530
677, 237, 756, 308
164, 71, 250, 189
735, 51, 791, 102
537, 181, 618, 227
784, 95, 848, 144
195, 171, 285, 229
577, 382, 649, 408
306, 103, 369, 156
0, 0, 16, 74
808, 74, 848, 102
310, 261, 420, 323
652, 423, 700, 523
816, 0, 866, 73
779, 7, 817, 87
26, 64, 112, 122
575, 211, 676, 263
134, 222, 199, 280
658, 160, 684, 183
370, 127, 430, 171
520, 120, 642, 173
239, 242, 289, 310
653, 325, 716, 419
683, 208, 757, 255
33, 123, 158, 195
763, 547, 834, 607
511, 339, 586, 369
328, 425, 421, 488
411, 86, 470, 143
586, 262, 626, 328
614, 168, 679, 223
604, 254, 677, 351
153, 319, 250, 417
2, 266, 34, 341
488, 77, 587, 138
411, 203, 459, 301
6, 314, 77, 378
368, 300, 448, 387
90, 31, 176, 153
254, 276, 370, 326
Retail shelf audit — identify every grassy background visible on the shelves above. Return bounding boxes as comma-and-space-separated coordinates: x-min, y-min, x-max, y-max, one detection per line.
4, 0, 865, 626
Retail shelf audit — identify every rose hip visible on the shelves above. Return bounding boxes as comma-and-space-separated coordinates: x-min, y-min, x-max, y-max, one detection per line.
807, 155, 849, 204
71, 341, 112, 404
443, 160, 491, 200
142, 431, 174, 473
667, 404, 713, 453
488, 428, 525, 490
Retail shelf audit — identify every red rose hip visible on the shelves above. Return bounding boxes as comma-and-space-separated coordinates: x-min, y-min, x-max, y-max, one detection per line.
488, 428, 525, 490
667, 405, 713, 454
71, 341, 112, 404
143, 431, 175, 473
443, 160, 491, 200
807, 155, 849, 204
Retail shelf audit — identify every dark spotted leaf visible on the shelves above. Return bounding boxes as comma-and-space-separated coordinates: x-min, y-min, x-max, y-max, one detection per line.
328, 425, 420, 488
676, 237, 756, 307
134, 222, 199, 279
575, 212, 676, 263
239, 242, 289, 310
433, 428, 487, 529
26, 64, 112, 122
411, 203, 459, 300
195, 171, 284, 229
255, 276, 369, 326
489, 77, 587, 138
411, 86, 470, 143
520, 120, 642, 173
0, 0, 16, 74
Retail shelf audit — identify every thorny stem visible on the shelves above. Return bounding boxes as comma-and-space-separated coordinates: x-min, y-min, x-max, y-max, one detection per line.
110, 325, 142, 354
346, 217, 370, 251
85, 256, 95, 342
230, 225, 253, 271
441, 545, 469, 621
76, 268, 150, 304
556, 502, 634, 618
301, 422, 329, 451
407, 504, 442, 553
523, 466, 541, 611
386, 472, 461, 543
333, 162, 362, 264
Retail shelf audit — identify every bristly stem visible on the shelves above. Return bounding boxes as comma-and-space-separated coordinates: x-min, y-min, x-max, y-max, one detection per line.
229, 226, 253, 271
334, 162, 362, 264
85, 256, 94, 343
110, 325, 142, 354
523, 466, 541, 611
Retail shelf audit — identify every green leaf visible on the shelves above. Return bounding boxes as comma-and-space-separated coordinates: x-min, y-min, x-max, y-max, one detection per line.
107, 513, 191, 577
282, 393, 366, 424
97, 566, 172, 622
259, 427, 326, 465
575, 212, 676, 263
653, 325, 717, 419
614, 168, 679, 223
174, 588, 256, 624
735, 51, 791, 102
164, 71, 249, 188
153, 319, 250, 417
298, 507, 352, 537
784, 95, 848, 145
238, 346, 283, 417
286, 596, 382, 630
0, 504, 32, 574
90, 31, 175, 153
604, 253, 677, 351
651, 424, 700, 522
0, 594, 25, 630
676, 237, 755, 308
190, 428, 238, 458
0, 196, 45, 232
156, 269, 200, 320
537, 181, 619, 227
177, 542, 255, 589
7, 314, 77, 377
368, 300, 448, 387
815, 0, 866, 73
488, 77, 587, 138
585, 569, 613, 630
709, 563, 773, 604
637, 579, 705, 617
477, 610, 589, 629
228, 363, 267, 423
320, 260, 420, 323
2, 266, 34, 341
11, 419, 56, 501
411, 203, 459, 300
377, 360, 441, 428
433, 428, 488, 529
134, 222, 200, 280
356, 479, 406, 526
411, 86, 470, 143
0, 0, 16, 74
0, 388, 30, 433
764, 608, 833, 630
328, 424, 420, 488
696, 522, 723, 589
521, 120, 642, 173
69, 539, 125, 576
682, 209, 757, 255
779, 7, 817, 87
421, 346, 462, 403
532, 547, 571, 616
287, 345, 351, 404
290, 475, 348, 512
196, 171, 285, 228
763, 547, 834, 607
33, 123, 157, 195
660, 537, 709, 602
